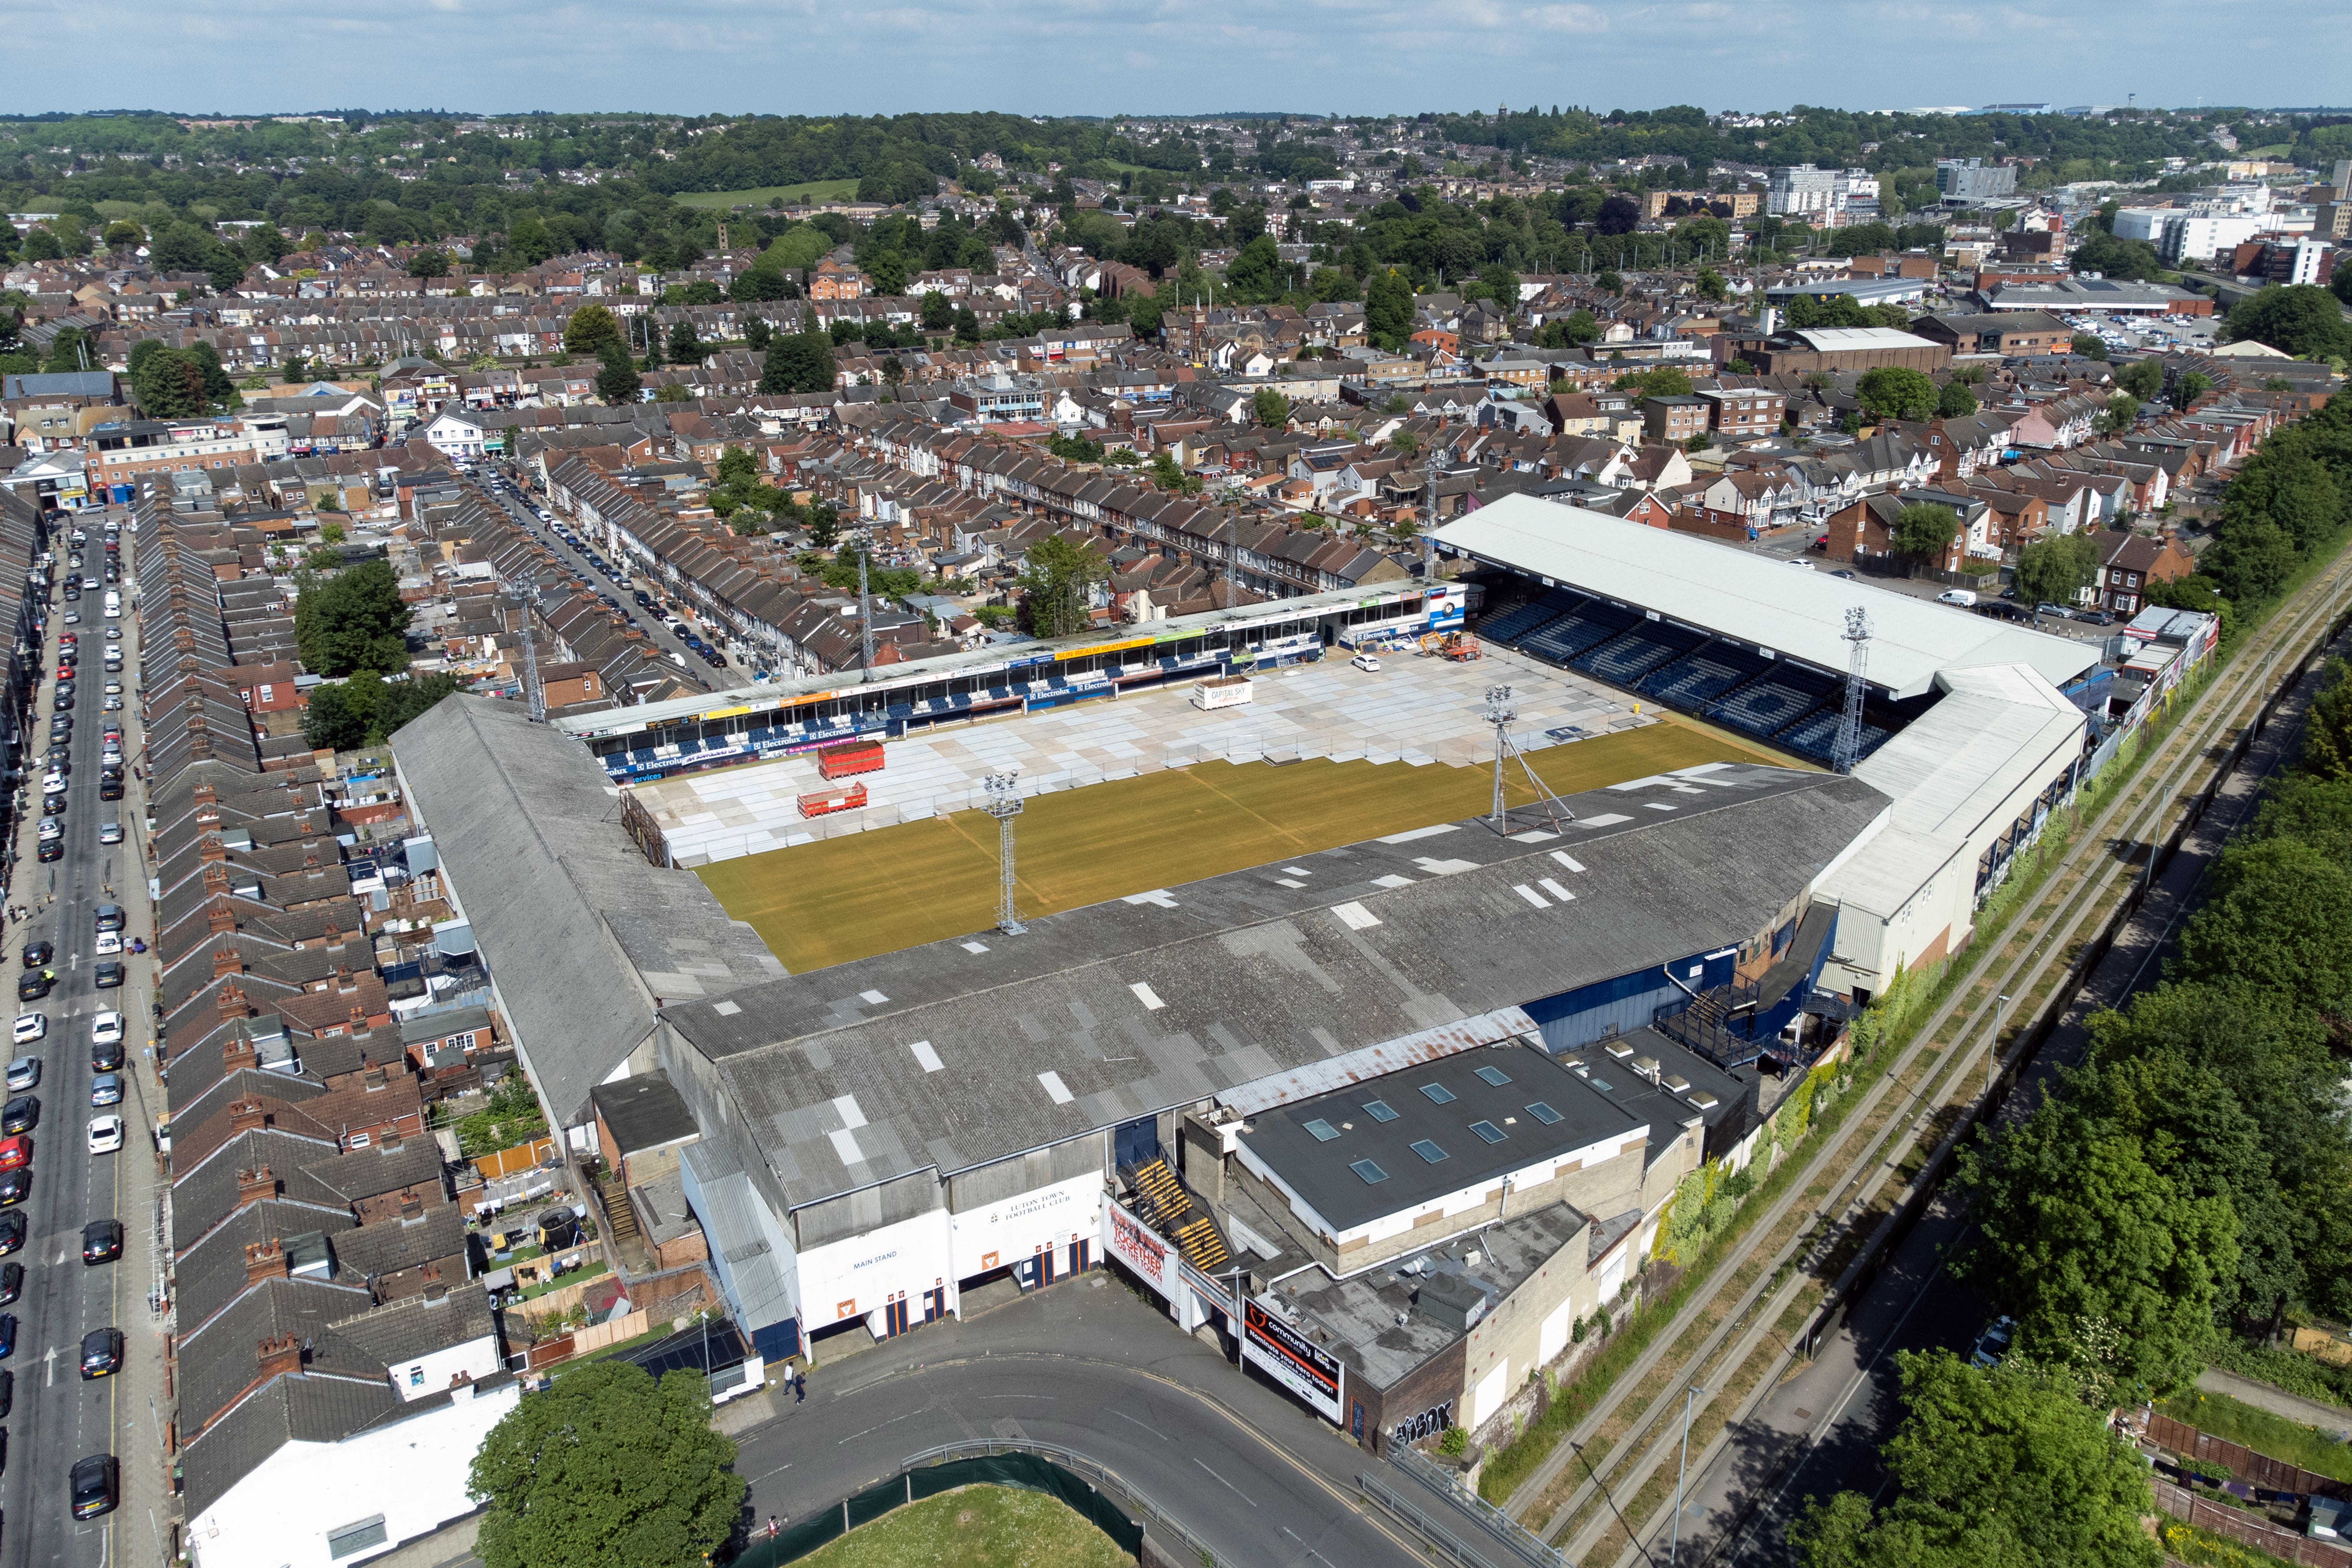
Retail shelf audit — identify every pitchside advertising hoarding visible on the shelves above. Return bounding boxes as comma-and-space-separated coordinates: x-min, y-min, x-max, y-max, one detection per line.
1243, 1300, 1345, 1425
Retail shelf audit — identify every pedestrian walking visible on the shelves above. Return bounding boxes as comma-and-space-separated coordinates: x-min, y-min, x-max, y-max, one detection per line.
766, 1517, 781, 1541
794, 1368, 806, 1403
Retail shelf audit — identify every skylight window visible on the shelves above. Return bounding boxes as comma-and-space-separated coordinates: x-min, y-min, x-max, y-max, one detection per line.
1419, 1083, 1457, 1105
1410, 1139, 1449, 1164
1474, 1065, 1513, 1087
1469, 1120, 1506, 1144
1363, 1099, 1400, 1123
1303, 1118, 1340, 1142
1351, 1160, 1389, 1185
1524, 1101, 1564, 1125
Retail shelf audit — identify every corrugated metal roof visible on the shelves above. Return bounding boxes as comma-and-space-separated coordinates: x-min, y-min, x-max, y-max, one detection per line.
1216, 1008, 1541, 1116
1434, 493, 2099, 701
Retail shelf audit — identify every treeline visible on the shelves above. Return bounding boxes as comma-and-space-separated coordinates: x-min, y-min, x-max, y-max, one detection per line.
2197, 390, 2352, 609
1791, 392, 2352, 1568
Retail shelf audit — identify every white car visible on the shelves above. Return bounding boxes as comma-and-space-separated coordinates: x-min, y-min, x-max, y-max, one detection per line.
1350, 653, 1382, 673
98, 823, 123, 846
41, 773, 65, 796
4, 1058, 37, 1092
91, 1011, 123, 1047
94, 932, 121, 957
11, 1014, 44, 1047
87, 1115, 124, 1155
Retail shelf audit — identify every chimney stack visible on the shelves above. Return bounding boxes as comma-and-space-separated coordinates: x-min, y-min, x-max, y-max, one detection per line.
235, 1166, 278, 1207
221, 1033, 258, 1073
229, 1098, 266, 1133
212, 946, 243, 980
217, 980, 250, 1022
243, 1238, 286, 1285
256, 1334, 302, 1380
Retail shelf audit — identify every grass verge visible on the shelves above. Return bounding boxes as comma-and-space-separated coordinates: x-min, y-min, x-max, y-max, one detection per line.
794, 1485, 1131, 1568
673, 180, 862, 209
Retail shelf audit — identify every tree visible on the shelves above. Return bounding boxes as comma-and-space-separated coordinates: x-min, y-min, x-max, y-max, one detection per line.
2014, 533, 2098, 608
1017, 535, 1110, 637
1956, 1112, 2238, 1400
563, 303, 624, 358
1855, 367, 1938, 423
2115, 359, 2165, 401
1614, 366, 1693, 399
1695, 266, 1727, 302
667, 318, 704, 364
407, 250, 451, 280
129, 343, 207, 417
2071, 333, 2109, 361
293, 559, 412, 677
2302, 658, 2352, 781
1891, 503, 1959, 563
1595, 269, 1623, 294
1252, 387, 1292, 428
1936, 380, 1978, 419
470, 1360, 742, 1568
2095, 392, 2139, 436
299, 676, 376, 751
744, 316, 773, 353
2176, 835, 2352, 1015
1365, 268, 1414, 352
759, 332, 835, 395
953, 305, 981, 345
2223, 285, 2352, 361
101, 220, 144, 251
2067, 230, 2165, 283
1791, 1352, 2159, 1568
595, 341, 642, 405
919, 289, 953, 331
2176, 371, 2212, 404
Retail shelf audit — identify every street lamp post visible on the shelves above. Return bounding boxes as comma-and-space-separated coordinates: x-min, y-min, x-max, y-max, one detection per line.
1670, 1384, 1704, 1567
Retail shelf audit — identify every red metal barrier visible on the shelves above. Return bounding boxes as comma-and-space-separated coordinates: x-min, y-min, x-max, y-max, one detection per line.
799, 782, 868, 818
816, 740, 886, 780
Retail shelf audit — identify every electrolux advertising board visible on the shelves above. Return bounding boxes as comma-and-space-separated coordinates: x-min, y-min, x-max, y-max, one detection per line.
1243, 1300, 1345, 1425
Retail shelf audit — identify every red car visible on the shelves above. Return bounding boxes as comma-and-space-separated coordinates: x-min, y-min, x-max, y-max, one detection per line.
0, 1135, 28, 1172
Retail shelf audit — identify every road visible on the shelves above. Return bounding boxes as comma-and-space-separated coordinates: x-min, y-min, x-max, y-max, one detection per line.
1674, 613, 2351, 1568
727, 1279, 1513, 1568
0, 514, 166, 1567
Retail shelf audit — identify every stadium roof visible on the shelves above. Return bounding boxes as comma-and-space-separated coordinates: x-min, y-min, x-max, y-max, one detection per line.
1432, 493, 2100, 701
660, 762, 1890, 1214
1985, 279, 2205, 311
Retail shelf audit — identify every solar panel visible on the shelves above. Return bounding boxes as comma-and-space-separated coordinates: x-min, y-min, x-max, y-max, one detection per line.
1363, 1099, 1399, 1123
1351, 1159, 1389, 1185
1410, 1139, 1449, 1164
1473, 1065, 1513, 1087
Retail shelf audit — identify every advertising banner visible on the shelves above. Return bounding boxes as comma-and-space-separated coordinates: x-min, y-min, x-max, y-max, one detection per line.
1103, 1204, 1174, 1300
1243, 1300, 1345, 1424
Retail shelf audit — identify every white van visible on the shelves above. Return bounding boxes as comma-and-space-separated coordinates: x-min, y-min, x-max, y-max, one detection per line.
102, 590, 121, 619
1936, 589, 1978, 608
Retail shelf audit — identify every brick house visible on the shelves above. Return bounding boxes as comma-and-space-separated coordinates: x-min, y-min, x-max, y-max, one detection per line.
2088, 528, 2196, 615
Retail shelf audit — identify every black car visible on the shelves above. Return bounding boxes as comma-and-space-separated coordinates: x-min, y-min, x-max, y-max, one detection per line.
71, 1454, 116, 1520
0, 1314, 14, 1359
16, 972, 51, 1002
36, 840, 62, 863
94, 961, 123, 990
98, 779, 122, 801
0, 1170, 29, 1209
18, 944, 49, 973
0, 1262, 18, 1307
0, 1098, 35, 1136
81, 1220, 122, 1265
41, 794, 64, 816
50, 694, 71, 712
0, 1214, 22, 1258
80, 1327, 122, 1379
91, 1041, 125, 1073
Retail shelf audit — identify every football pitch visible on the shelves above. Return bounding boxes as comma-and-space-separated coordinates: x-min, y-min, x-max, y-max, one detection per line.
699, 720, 1785, 975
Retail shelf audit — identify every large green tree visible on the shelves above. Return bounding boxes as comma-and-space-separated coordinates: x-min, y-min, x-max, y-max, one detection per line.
595, 340, 642, 406
293, 559, 413, 677
469, 1360, 742, 1568
1891, 503, 1959, 563
2175, 835, 2352, 1014
1018, 534, 1109, 638
563, 302, 625, 358
2301, 658, 2352, 780
758, 331, 836, 395
1365, 267, 1414, 351
1956, 1114, 2238, 1399
2223, 284, 2352, 361
2013, 533, 2097, 608
1791, 1352, 2158, 1568
1855, 367, 1938, 423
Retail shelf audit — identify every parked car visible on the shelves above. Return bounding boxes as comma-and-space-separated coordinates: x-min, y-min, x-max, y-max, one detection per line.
3, 1060, 34, 1092
81, 1219, 123, 1263
71, 1453, 117, 1519
91, 1011, 122, 1048
79, 1327, 122, 1379
1970, 1315, 2016, 1370
89, 1073, 123, 1107
10, 1014, 43, 1045
86, 1116, 123, 1156
1, 1097, 36, 1135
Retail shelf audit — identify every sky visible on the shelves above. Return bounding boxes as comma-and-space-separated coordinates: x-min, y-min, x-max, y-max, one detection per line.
11, 0, 2352, 118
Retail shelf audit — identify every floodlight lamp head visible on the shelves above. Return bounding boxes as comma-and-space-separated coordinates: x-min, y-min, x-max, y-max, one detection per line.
1844, 606, 1871, 642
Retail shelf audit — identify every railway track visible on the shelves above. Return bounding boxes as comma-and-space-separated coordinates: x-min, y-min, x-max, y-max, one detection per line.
1490, 547, 2352, 1568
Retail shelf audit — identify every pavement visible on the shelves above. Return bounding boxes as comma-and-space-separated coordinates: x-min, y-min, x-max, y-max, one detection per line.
636, 640, 1653, 866
0, 513, 171, 1568
1653, 613, 2352, 1568
2197, 1367, 2352, 1434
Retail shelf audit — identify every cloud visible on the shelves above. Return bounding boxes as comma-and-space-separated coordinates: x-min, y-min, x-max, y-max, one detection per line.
7, 0, 2350, 113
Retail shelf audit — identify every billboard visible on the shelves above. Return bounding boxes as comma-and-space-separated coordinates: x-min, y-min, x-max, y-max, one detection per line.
1243, 1300, 1345, 1425
1103, 1204, 1174, 1299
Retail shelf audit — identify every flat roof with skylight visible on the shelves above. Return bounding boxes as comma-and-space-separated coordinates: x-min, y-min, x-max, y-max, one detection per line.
1236, 1042, 1644, 1238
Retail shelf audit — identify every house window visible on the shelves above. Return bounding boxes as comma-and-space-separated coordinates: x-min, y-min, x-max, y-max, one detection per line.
328, 1517, 389, 1559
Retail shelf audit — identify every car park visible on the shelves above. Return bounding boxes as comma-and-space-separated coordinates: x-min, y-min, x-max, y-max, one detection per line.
86, 1117, 124, 1155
